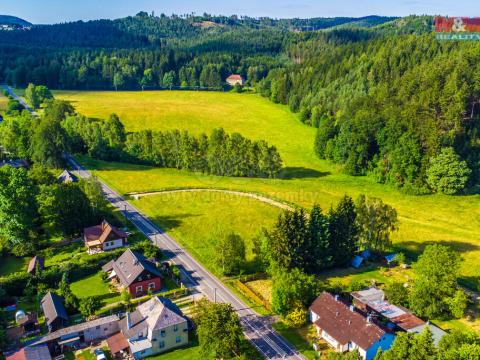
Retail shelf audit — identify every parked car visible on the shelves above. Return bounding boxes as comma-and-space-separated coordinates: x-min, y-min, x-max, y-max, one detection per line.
94, 349, 106, 360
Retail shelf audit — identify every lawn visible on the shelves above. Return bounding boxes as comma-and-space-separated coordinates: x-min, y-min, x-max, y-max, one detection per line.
56, 90, 480, 290
70, 271, 120, 305
146, 343, 201, 360
272, 321, 319, 360
133, 191, 282, 275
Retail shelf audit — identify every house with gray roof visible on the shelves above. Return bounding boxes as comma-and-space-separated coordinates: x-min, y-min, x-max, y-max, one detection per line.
41, 292, 69, 332
102, 248, 162, 297
57, 169, 78, 183
108, 296, 188, 359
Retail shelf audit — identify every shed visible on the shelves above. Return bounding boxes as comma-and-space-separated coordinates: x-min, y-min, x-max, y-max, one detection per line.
41, 292, 69, 332
27, 256, 44, 274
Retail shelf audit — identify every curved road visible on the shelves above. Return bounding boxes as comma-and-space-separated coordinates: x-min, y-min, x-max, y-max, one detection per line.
2, 85, 304, 360
128, 188, 296, 212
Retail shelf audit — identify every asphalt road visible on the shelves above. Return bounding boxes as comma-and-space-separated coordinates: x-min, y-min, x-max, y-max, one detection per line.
3, 84, 304, 360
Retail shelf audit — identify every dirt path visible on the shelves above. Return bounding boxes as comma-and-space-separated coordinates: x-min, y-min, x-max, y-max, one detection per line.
127, 188, 296, 212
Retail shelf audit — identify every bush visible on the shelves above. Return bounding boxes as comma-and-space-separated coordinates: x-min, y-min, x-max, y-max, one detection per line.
284, 304, 308, 328
79, 296, 102, 317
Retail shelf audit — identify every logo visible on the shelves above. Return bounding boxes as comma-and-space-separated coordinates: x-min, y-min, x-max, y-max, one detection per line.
435, 16, 480, 40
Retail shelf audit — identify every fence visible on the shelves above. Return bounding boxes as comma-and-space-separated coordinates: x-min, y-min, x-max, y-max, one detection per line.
234, 274, 272, 311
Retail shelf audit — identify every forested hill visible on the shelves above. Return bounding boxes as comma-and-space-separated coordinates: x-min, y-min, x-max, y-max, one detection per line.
0, 12, 478, 194
0, 15, 31, 28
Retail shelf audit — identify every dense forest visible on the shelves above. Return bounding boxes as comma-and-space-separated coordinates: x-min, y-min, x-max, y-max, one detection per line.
0, 12, 478, 193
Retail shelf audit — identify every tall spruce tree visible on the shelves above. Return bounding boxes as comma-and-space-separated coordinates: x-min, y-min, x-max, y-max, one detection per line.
328, 195, 359, 267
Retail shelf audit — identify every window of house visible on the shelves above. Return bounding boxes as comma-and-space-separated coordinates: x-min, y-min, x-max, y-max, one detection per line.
161, 330, 166, 337
176, 336, 182, 343
136, 285, 143, 293
159, 341, 165, 348
174, 324, 178, 332
148, 282, 155, 290
96, 325, 100, 329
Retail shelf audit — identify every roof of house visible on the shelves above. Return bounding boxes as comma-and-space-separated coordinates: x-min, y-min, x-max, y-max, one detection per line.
32, 315, 119, 345
227, 74, 243, 81
120, 297, 186, 340
27, 256, 44, 274
57, 169, 78, 183
107, 332, 130, 354
310, 292, 390, 350
6, 345, 51, 360
351, 287, 385, 305
40, 292, 68, 327
408, 323, 447, 345
351, 287, 425, 331
84, 220, 128, 244
104, 248, 162, 287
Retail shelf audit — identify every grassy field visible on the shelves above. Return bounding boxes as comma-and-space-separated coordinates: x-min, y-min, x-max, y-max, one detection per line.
56, 90, 480, 289
133, 191, 281, 275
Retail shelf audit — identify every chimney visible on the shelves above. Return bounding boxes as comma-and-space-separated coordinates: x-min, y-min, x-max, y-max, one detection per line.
336, 311, 340, 316
367, 315, 372, 323
126, 312, 132, 329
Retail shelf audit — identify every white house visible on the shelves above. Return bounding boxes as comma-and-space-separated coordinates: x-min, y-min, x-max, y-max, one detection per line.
310, 292, 395, 360
83, 220, 128, 254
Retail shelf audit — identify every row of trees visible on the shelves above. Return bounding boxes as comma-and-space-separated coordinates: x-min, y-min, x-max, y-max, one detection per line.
64, 114, 283, 178
0, 97, 283, 178
262, 195, 398, 274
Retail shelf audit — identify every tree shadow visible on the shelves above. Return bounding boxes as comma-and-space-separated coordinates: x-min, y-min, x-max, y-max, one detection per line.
395, 240, 480, 261
279, 167, 331, 180
150, 214, 199, 232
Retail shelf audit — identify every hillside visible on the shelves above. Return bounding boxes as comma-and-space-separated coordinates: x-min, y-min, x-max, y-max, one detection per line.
0, 15, 31, 27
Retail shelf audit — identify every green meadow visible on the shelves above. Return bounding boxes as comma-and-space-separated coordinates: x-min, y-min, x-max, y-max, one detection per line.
56, 90, 480, 289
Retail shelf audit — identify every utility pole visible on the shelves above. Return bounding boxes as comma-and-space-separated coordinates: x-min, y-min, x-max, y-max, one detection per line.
123, 204, 127, 227
214, 288, 217, 303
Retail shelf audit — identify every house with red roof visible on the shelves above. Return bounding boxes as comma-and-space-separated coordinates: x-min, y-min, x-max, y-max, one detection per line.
226, 74, 244, 86
309, 292, 395, 360
83, 220, 128, 254
102, 249, 162, 298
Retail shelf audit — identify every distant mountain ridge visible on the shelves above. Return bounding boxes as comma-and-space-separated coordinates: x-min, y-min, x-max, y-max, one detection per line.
0, 15, 31, 27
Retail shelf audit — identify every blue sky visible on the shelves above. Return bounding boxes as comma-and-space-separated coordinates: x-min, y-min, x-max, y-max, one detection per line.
2, 0, 479, 24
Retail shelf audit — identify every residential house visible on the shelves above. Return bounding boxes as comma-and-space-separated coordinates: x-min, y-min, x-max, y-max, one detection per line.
27, 256, 44, 275
351, 287, 446, 345
84, 220, 128, 254
41, 292, 69, 332
109, 296, 188, 359
6, 344, 51, 360
102, 249, 162, 298
57, 169, 78, 183
31, 315, 119, 356
310, 292, 395, 360
226, 74, 244, 86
